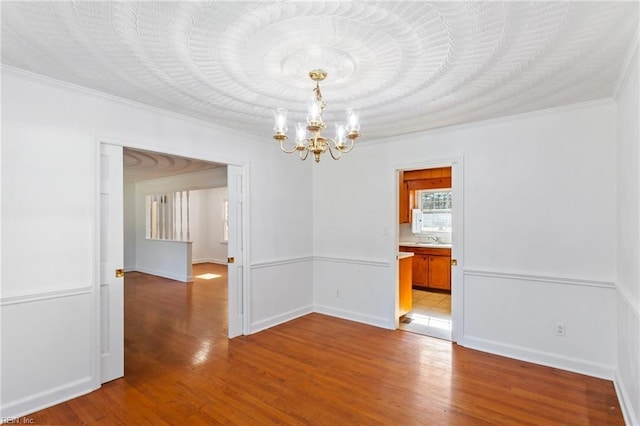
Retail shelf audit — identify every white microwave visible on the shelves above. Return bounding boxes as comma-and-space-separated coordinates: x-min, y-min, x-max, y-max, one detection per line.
411, 209, 422, 233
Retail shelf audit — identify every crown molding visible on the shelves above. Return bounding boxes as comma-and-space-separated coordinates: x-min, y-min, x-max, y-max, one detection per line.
613, 23, 639, 100
0, 64, 266, 143
363, 97, 616, 148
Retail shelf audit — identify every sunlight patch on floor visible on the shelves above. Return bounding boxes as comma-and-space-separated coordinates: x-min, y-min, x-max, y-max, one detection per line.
196, 273, 221, 280
410, 313, 451, 330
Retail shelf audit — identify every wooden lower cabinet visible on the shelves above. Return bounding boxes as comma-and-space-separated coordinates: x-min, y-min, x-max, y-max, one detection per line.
429, 255, 451, 290
399, 246, 451, 291
398, 256, 413, 317
412, 255, 428, 287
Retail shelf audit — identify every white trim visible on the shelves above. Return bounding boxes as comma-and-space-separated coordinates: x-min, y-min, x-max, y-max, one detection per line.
613, 24, 640, 100
314, 305, 394, 330
464, 268, 615, 289
392, 156, 464, 343
366, 98, 615, 146
0, 287, 92, 306
249, 305, 313, 334
1, 65, 265, 144
313, 256, 389, 268
91, 137, 102, 392
192, 258, 228, 265
251, 256, 314, 269
0, 376, 95, 421
133, 266, 192, 283
459, 336, 615, 380
617, 281, 640, 320
615, 368, 639, 426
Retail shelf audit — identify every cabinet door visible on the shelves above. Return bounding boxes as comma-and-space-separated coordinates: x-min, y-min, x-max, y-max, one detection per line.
412, 255, 429, 289
398, 257, 413, 316
399, 176, 410, 224
429, 255, 451, 291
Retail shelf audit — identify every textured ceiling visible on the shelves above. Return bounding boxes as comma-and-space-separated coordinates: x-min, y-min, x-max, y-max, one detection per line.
123, 148, 224, 183
2, 1, 638, 142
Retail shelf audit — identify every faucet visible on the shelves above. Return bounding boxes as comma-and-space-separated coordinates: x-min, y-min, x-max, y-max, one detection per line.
425, 235, 439, 244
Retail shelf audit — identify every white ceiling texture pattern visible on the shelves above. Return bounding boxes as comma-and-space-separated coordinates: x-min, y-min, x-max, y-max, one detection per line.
123, 148, 224, 183
1, 1, 638, 141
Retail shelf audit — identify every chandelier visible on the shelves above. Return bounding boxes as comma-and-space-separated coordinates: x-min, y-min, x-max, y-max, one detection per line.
273, 69, 360, 163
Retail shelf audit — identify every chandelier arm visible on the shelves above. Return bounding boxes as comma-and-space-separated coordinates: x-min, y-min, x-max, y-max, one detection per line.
299, 148, 310, 161
280, 140, 298, 154
334, 138, 356, 153
327, 144, 342, 160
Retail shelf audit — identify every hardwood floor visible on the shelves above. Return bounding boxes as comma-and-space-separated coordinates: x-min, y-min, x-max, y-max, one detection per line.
28, 263, 624, 425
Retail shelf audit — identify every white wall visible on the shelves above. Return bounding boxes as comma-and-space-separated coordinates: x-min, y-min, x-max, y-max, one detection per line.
0, 68, 313, 419
313, 100, 618, 379
615, 36, 640, 426
189, 187, 228, 265
130, 169, 228, 280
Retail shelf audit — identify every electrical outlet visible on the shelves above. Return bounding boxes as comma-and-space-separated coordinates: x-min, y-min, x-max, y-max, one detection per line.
555, 323, 566, 337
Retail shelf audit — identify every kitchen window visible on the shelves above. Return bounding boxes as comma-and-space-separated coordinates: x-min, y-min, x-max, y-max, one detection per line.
415, 189, 452, 232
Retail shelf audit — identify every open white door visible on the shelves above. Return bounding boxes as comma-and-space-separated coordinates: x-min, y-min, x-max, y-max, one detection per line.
100, 144, 124, 383
227, 165, 245, 338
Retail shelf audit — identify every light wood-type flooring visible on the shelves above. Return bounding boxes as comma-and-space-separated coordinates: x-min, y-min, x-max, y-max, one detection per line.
27, 263, 624, 425
399, 289, 452, 340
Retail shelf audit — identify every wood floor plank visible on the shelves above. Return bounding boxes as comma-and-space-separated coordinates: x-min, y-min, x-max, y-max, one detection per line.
24, 264, 624, 425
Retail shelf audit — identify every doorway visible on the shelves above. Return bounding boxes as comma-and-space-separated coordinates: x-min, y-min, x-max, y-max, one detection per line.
98, 143, 249, 384
396, 161, 462, 341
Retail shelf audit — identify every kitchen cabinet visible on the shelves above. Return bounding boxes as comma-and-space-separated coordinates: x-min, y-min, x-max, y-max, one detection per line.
399, 171, 410, 224
398, 167, 452, 224
398, 253, 413, 317
399, 246, 451, 291
428, 255, 451, 290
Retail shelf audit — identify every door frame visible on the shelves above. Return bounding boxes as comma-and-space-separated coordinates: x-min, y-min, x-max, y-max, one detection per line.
392, 156, 464, 343
93, 137, 251, 385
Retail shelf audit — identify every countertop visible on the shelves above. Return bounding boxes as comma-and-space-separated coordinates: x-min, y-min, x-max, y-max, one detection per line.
399, 241, 452, 249
398, 252, 415, 260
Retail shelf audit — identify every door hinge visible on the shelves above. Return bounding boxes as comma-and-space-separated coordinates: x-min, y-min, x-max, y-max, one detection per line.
451, 259, 458, 266
115, 268, 124, 278
227, 257, 235, 264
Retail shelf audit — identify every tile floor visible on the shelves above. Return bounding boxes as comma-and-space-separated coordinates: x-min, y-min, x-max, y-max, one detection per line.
399, 289, 452, 340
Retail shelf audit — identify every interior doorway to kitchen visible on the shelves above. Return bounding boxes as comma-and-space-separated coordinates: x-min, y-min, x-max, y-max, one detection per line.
396, 160, 463, 342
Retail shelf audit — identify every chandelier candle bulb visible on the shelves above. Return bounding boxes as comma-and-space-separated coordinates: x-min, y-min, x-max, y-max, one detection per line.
346, 109, 360, 136
335, 122, 347, 147
273, 108, 288, 139
307, 100, 323, 127
295, 123, 307, 147
273, 69, 360, 162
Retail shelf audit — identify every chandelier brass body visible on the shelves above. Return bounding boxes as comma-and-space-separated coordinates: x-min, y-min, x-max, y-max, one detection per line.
273, 69, 360, 163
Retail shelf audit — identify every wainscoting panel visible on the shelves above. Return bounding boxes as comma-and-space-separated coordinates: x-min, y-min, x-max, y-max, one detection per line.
313, 256, 394, 330
0, 290, 96, 419
249, 257, 314, 333
615, 287, 640, 426
459, 269, 616, 379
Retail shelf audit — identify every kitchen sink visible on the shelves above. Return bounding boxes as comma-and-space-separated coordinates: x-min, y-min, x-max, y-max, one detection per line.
399, 241, 452, 248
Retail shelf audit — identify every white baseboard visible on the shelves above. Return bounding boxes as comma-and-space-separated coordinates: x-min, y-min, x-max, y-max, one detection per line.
0, 377, 95, 421
192, 258, 227, 265
313, 305, 395, 330
459, 336, 615, 380
249, 305, 313, 334
133, 266, 191, 283
614, 368, 639, 426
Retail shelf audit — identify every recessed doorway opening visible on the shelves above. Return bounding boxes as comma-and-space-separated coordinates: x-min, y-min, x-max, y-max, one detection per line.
397, 165, 456, 341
